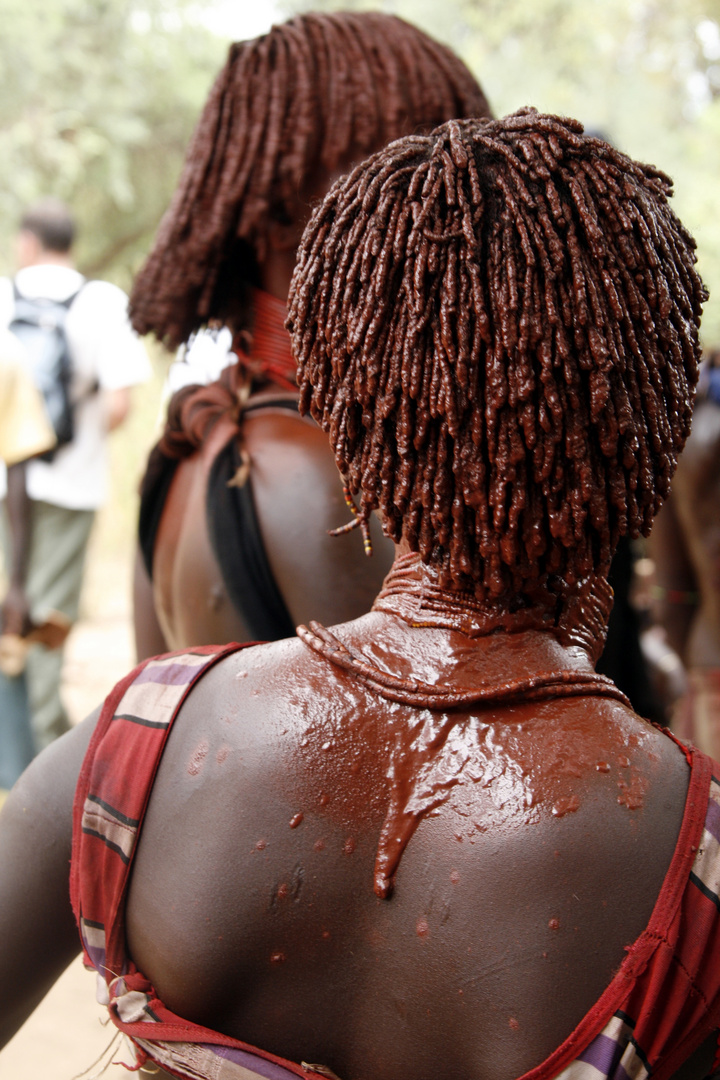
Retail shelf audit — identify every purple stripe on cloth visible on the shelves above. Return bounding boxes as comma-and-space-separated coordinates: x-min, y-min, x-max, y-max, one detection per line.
133, 661, 208, 688
705, 798, 720, 845
200, 1043, 301, 1079
84, 943, 106, 974
579, 1032, 625, 1077
614, 1063, 632, 1080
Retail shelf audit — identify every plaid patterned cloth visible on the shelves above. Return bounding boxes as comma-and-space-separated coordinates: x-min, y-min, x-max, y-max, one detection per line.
71, 647, 720, 1080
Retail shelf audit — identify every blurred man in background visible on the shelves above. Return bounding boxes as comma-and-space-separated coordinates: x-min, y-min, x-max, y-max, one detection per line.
0, 198, 150, 750
0, 334, 55, 790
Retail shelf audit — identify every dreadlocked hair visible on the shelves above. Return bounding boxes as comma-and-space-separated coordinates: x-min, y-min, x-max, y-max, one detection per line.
129, 12, 490, 350
288, 110, 707, 607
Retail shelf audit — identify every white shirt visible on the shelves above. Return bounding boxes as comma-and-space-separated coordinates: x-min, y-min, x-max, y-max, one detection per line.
0, 264, 151, 509
169, 327, 235, 392
152, 327, 235, 430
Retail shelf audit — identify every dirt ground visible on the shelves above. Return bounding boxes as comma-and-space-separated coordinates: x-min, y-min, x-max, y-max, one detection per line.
0, 957, 138, 1079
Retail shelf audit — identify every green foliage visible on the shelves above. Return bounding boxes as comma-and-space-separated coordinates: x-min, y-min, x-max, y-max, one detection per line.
6, 0, 718, 339
285, 0, 720, 344
0, 0, 228, 290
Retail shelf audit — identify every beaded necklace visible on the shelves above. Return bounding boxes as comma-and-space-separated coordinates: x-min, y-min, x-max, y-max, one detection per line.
297, 552, 629, 712
234, 287, 297, 392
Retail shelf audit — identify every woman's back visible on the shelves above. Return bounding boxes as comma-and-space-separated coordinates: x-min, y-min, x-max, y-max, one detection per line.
117, 613, 696, 1080
149, 405, 392, 649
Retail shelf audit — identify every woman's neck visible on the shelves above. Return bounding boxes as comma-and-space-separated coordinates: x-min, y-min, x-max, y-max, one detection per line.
372, 549, 611, 663
297, 550, 625, 901
233, 287, 297, 392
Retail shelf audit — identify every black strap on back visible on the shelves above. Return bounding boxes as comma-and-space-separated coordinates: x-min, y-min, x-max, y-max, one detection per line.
138, 394, 300, 643
206, 398, 299, 642
138, 444, 179, 579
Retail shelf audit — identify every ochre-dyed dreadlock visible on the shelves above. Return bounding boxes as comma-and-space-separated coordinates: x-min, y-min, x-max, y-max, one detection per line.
288, 110, 707, 610
129, 13, 490, 351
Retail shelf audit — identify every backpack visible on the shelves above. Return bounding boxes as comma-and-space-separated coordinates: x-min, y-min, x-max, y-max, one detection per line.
9, 278, 85, 461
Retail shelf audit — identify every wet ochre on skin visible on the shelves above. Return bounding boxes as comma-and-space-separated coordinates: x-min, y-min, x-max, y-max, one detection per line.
290, 554, 650, 899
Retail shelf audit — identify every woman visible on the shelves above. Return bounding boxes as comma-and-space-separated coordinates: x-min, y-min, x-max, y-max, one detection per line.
0, 112, 712, 1080
130, 12, 491, 656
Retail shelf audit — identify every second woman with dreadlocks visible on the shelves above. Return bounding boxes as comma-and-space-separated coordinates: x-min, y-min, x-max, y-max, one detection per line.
0, 111, 713, 1080
130, 11, 491, 656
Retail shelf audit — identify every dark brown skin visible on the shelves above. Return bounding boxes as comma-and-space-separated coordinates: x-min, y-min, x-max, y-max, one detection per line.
125, 618, 693, 1080
145, 406, 392, 652
1, 595, 709, 1080
650, 398, 720, 669
0, 709, 98, 1045
3, 462, 33, 635
133, 546, 169, 658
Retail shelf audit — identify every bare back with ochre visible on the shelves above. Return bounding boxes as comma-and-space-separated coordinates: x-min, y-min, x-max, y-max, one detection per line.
119, 594, 701, 1080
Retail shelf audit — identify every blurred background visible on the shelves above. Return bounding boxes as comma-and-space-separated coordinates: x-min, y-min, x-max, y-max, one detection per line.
1, 0, 718, 329
1, 0, 719, 1073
